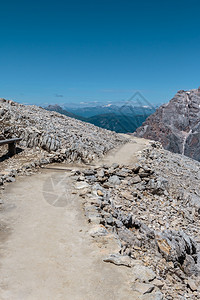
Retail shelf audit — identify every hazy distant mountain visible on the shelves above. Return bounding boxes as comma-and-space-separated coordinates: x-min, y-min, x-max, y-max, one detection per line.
134, 88, 200, 161
46, 104, 86, 121
88, 113, 148, 133
65, 104, 155, 118
46, 104, 154, 133
65, 105, 120, 118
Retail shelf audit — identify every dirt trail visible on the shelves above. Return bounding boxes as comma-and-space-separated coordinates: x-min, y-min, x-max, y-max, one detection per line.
99, 135, 150, 166
0, 136, 149, 300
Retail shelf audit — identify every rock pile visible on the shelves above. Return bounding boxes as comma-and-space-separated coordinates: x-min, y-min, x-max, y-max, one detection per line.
73, 142, 200, 299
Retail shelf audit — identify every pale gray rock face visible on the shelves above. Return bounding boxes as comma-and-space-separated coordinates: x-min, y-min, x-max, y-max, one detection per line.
132, 265, 156, 282
134, 88, 200, 162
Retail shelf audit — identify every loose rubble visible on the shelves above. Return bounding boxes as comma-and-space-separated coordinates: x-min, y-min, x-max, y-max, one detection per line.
73, 142, 200, 299
0, 98, 128, 188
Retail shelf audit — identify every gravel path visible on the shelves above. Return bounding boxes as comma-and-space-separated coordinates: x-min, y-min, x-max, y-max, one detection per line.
0, 137, 148, 300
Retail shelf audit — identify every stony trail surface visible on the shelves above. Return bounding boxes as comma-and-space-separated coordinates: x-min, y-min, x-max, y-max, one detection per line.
98, 135, 150, 166
0, 137, 148, 300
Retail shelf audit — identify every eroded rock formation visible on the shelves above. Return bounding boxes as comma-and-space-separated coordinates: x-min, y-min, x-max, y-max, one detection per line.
134, 88, 200, 161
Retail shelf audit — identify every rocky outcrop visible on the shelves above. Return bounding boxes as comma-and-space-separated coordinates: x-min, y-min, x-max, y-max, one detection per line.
0, 98, 128, 164
134, 88, 200, 161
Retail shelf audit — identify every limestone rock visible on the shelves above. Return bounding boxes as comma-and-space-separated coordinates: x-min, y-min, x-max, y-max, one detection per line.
132, 265, 156, 283
187, 278, 198, 291
103, 254, 140, 268
131, 282, 155, 294
89, 225, 108, 238
108, 175, 121, 186
135, 88, 200, 162
75, 182, 89, 189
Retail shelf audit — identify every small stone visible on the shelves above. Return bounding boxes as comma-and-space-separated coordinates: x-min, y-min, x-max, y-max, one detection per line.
115, 220, 123, 228
187, 278, 198, 291
131, 175, 141, 184
97, 169, 105, 177
71, 190, 77, 194
83, 169, 95, 176
131, 282, 155, 294
89, 225, 108, 238
120, 191, 133, 201
75, 182, 89, 189
152, 279, 164, 289
97, 190, 104, 196
103, 254, 139, 267
155, 233, 171, 257
102, 182, 111, 189
6, 177, 16, 183
132, 265, 156, 282
108, 175, 121, 185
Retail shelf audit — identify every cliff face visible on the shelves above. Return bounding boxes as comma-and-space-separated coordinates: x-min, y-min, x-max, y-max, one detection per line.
134, 88, 200, 161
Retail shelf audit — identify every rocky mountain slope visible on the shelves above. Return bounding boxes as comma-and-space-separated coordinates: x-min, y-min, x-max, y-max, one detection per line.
0, 98, 127, 166
134, 88, 200, 161
73, 142, 200, 299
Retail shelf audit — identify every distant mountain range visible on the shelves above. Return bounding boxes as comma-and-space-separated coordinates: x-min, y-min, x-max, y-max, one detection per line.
64, 104, 155, 118
134, 87, 200, 161
46, 104, 155, 133
45, 104, 85, 121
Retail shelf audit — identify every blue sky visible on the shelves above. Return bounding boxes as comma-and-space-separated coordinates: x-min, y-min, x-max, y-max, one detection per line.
1, 0, 200, 106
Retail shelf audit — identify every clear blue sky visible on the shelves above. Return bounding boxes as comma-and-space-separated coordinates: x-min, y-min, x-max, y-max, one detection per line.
1, 0, 200, 106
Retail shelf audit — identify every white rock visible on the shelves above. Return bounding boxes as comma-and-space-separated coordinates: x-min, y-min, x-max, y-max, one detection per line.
75, 182, 89, 189
132, 265, 156, 283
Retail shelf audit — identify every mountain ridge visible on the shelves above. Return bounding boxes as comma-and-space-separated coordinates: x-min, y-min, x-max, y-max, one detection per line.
46, 104, 154, 133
